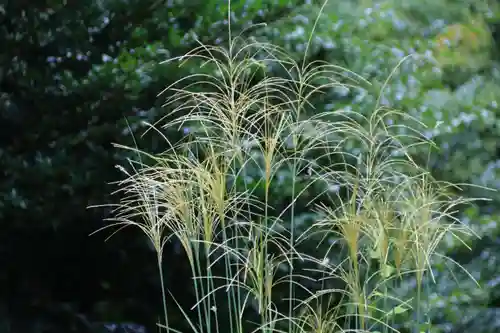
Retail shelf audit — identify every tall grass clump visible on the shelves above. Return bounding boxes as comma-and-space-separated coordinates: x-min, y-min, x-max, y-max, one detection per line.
95, 3, 487, 333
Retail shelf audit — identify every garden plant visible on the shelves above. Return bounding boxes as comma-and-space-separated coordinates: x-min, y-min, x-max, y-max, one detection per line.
96, 2, 489, 333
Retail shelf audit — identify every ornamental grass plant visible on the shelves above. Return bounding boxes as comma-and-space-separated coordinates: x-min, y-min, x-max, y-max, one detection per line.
94, 2, 485, 333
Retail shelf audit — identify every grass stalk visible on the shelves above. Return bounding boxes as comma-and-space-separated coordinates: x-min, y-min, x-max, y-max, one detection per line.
95, 3, 488, 333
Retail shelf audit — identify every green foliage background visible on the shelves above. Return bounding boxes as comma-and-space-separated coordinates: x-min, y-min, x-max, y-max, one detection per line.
1, 0, 500, 332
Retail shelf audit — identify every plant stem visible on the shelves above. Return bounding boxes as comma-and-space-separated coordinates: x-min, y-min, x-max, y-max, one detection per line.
157, 255, 169, 332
